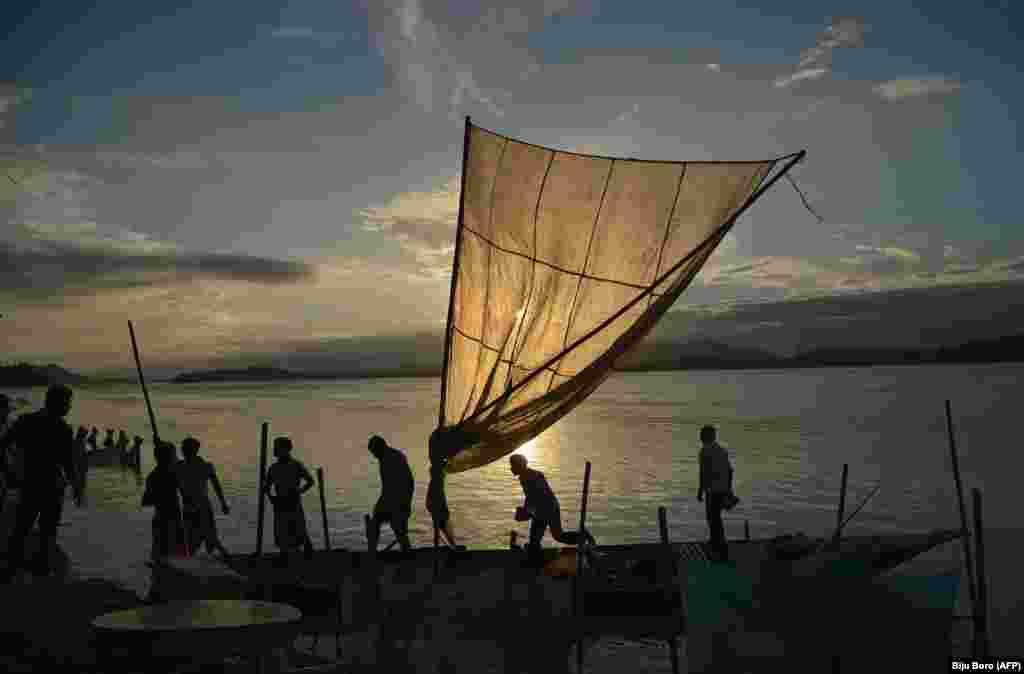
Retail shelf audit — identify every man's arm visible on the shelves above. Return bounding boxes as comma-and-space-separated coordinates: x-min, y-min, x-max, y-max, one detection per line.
209, 464, 229, 512
298, 462, 315, 494
59, 424, 82, 504
697, 448, 706, 501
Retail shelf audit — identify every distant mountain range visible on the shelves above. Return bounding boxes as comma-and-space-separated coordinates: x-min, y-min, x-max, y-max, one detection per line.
167, 333, 1024, 383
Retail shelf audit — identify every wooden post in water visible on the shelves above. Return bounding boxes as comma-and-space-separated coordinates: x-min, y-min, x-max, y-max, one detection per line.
832, 464, 848, 546
574, 461, 592, 674
971, 488, 990, 658
946, 400, 978, 622
256, 422, 268, 556
317, 467, 331, 551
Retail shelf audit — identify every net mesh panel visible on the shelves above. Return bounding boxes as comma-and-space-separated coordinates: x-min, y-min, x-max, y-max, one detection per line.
441, 123, 779, 473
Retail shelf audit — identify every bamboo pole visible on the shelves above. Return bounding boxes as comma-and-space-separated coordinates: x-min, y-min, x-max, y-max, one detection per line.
832, 464, 848, 545
574, 461, 592, 674
946, 400, 978, 621
433, 526, 441, 581
256, 422, 268, 556
971, 488, 990, 658
129, 321, 188, 557
317, 467, 330, 551
658, 506, 681, 674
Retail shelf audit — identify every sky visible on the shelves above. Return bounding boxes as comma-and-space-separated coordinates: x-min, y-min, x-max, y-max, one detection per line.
1, 0, 1022, 375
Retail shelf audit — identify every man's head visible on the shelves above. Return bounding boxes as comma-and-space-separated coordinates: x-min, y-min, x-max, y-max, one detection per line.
273, 436, 293, 459
368, 435, 387, 458
181, 436, 201, 458
45, 384, 73, 417
154, 440, 177, 466
700, 425, 716, 443
509, 453, 527, 476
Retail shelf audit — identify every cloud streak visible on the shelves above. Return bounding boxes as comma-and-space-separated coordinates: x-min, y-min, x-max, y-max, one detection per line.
775, 17, 866, 89
1, 222, 315, 300
874, 78, 963, 100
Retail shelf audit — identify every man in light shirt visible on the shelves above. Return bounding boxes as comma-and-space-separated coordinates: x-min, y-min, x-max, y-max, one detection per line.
697, 425, 736, 563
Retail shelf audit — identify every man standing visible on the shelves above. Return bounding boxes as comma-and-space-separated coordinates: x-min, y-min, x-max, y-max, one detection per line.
697, 425, 735, 563
0, 394, 13, 511
0, 385, 83, 581
509, 454, 593, 566
367, 435, 414, 554
174, 437, 231, 558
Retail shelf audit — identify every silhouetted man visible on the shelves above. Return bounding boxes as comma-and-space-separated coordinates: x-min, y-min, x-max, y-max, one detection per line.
367, 435, 414, 554
510, 454, 593, 566
1, 385, 83, 581
697, 425, 735, 563
0, 394, 13, 510
175, 436, 231, 558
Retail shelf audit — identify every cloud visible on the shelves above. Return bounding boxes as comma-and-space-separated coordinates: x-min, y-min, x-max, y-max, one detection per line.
873, 77, 962, 100
359, 175, 460, 280
0, 222, 315, 300
853, 244, 922, 263
365, 0, 593, 122
776, 17, 866, 89
773, 67, 829, 89
271, 26, 353, 47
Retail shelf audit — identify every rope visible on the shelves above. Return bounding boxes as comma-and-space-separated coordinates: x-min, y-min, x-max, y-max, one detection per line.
785, 173, 825, 224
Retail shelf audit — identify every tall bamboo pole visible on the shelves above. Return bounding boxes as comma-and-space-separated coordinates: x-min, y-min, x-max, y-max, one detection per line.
832, 463, 848, 545
945, 400, 977, 621
129, 321, 188, 556
317, 467, 331, 551
971, 488, 990, 658
256, 422, 268, 556
574, 461, 592, 673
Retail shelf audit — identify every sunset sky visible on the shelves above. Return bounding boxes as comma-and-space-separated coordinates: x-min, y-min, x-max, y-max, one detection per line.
2, 1, 1021, 375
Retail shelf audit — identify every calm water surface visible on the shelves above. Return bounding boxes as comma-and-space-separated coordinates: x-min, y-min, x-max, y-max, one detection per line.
7, 363, 1020, 596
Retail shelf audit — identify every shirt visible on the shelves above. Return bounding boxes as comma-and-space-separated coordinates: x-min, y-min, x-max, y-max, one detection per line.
1, 410, 74, 490
699, 441, 734, 495
266, 457, 313, 510
174, 457, 215, 510
142, 465, 182, 521
519, 467, 559, 521
377, 446, 414, 509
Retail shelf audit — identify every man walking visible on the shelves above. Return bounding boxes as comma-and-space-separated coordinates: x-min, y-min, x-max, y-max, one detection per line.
1, 385, 83, 581
367, 435, 414, 554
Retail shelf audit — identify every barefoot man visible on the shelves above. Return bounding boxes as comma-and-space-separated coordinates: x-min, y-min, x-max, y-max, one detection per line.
367, 436, 414, 554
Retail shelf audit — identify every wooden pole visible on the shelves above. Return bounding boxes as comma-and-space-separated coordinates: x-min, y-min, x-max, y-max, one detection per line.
658, 506, 681, 674
129, 321, 187, 556
317, 467, 330, 551
574, 461, 592, 674
832, 464, 848, 545
438, 116, 473, 428
744, 520, 750, 542
256, 422, 268, 556
433, 526, 441, 581
971, 488, 990, 658
946, 400, 978, 620
128, 321, 159, 443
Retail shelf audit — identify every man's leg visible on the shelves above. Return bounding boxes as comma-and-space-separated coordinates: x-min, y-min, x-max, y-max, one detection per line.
706, 494, 728, 562
391, 513, 412, 553
32, 492, 64, 575
4, 493, 43, 579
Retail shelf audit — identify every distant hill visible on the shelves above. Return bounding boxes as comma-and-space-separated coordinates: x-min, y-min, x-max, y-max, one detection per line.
0, 363, 88, 387
795, 333, 1024, 367
172, 366, 300, 383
